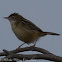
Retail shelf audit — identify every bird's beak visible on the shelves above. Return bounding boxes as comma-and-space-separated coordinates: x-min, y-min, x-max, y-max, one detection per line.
4, 17, 9, 19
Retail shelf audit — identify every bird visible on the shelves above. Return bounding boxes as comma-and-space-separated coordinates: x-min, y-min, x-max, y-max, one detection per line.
4, 13, 60, 48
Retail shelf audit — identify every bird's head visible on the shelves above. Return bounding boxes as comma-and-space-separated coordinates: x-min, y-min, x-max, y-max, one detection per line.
4, 13, 23, 23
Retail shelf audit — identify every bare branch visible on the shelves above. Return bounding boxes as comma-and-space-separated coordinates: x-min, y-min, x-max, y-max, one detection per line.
4, 54, 62, 62
0, 47, 62, 62
0, 47, 55, 56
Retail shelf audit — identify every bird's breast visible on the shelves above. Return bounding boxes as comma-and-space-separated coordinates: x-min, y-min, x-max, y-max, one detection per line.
11, 23, 37, 44
11, 23, 27, 39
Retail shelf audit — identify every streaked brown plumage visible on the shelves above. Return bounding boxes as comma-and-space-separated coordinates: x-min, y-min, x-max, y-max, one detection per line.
4, 13, 60, 48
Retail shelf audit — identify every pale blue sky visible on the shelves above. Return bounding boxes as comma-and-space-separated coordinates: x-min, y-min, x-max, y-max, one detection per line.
0, 0, 62, 62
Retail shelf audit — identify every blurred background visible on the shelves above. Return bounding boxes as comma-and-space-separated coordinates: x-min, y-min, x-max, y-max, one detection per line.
0, 0, 62, 62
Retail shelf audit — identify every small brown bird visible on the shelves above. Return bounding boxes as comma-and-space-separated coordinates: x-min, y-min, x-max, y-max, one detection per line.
4, 13, 60, 48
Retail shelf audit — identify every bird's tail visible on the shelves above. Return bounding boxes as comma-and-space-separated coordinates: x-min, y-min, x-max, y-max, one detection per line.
43, 32, 60, 36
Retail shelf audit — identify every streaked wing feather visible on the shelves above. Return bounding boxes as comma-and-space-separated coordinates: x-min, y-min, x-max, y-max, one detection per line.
21, 18, 43, 32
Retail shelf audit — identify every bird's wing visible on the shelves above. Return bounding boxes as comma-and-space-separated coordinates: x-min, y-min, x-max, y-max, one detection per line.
20, 18, 43, 32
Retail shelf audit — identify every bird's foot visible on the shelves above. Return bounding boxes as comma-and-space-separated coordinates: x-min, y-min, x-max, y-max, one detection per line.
29, 44, 35, 50
30, 42, 36, 48
16, 47, 20, 52
30, 44, 35, 47
16, 43, 25, 51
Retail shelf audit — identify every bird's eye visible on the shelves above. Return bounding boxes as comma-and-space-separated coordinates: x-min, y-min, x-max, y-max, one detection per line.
11, 16, 16, 21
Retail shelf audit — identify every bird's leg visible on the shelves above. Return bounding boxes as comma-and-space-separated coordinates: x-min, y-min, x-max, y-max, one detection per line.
16, 43, 25, 51
30, 41, 36, 47
18, 42, 25, 48
17, 42, 25, 49
33, 41, 36, 47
